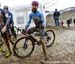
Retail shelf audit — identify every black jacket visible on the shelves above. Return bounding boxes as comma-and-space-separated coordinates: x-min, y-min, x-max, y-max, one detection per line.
53, 11, 60, 18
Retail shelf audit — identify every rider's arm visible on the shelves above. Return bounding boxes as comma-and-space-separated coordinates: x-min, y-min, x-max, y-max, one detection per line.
5, 14, 11, 26
10, 13, 14, 27
25, 14, 32, 30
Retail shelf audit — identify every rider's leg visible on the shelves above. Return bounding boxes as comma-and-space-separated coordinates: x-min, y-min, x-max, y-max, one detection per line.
6, 31, 14, 45
1, 32, 12, 57
40, 28, 48, 60
11, 25, 17, 38
54, 19, 57, 26
57, 19, 60, 26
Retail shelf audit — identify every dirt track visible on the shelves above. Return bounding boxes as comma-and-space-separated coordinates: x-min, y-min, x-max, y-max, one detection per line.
0, 27, 75, 64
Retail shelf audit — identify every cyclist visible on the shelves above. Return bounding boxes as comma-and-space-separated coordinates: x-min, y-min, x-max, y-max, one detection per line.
0, 5, 14, 57
25, 1, 45, 35
3, 6, 17, 40
53, 9, 60, 27
25, 1, 48, 61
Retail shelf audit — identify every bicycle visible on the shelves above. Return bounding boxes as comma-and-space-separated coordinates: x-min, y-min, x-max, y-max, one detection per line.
13, 28, 55, 58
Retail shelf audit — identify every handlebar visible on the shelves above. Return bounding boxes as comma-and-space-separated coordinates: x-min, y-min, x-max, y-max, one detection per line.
14, 27, 31, 36
14, 26, 35, 36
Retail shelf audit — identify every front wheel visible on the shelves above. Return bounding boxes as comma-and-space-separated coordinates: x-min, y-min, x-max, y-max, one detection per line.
13, 36, 35, 58
45, 30, 55, 47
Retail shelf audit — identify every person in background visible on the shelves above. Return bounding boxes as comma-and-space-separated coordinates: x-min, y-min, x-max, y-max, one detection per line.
61, 20, 64, 27
53, 9, 60, 27
73, 19, 75, 25
66, 18, 72, 27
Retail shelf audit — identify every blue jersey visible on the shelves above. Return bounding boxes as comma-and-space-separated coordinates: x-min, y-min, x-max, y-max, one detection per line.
8, 11, 13, 24
0, 8, 13, 26
26, 11, 45, 28
4, 11, 13, 26
0, 8, 4, 17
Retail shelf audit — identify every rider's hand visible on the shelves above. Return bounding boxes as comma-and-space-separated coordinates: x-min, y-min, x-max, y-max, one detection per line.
22, 29, 26, 34
5, 13, 9, 18
10, 24, 13, 28
24, 28, 27, 33
1, 26, 7, 33
43, 23, 46, 28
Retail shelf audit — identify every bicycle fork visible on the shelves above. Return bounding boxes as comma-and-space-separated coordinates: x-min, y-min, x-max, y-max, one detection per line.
23, 37, 28, 49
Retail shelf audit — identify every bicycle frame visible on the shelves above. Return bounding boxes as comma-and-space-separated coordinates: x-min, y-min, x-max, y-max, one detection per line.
26, 35, 39, 44
14, 27, 46, 45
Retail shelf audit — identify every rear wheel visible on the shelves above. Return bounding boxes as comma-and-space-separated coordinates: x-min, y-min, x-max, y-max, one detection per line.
13, 36, 35, 58
45, 30, 55, 47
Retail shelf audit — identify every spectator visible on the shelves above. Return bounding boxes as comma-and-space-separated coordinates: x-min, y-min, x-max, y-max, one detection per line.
66, 19, 71, 27
61, 20, 64, 27
53, 9, 60, 27
73, 19, 75, 25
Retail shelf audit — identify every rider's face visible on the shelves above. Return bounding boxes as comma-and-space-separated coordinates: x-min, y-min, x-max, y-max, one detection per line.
32, 5, 38, 8
4, 9, 8, 13
32, 5, 38, 13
